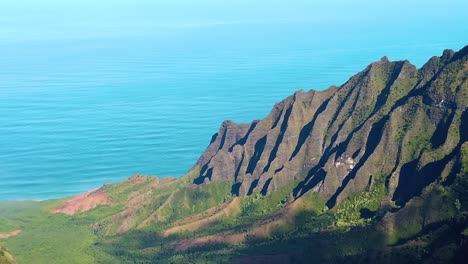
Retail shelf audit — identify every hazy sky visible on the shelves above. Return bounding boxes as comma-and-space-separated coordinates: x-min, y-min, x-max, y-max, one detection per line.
1, 0, 467, 42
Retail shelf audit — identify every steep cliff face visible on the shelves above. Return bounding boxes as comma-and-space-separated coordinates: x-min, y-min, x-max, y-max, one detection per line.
194, 46, 468, 209
6, 46, 467, 264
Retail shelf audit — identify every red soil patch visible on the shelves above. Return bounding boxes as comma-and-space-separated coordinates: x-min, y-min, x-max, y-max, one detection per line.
0, 229, 22, 239
163, 198, 241, 237
126, 174, 149, 186
51, 187, 113, 215
126, 176, 175, 205
172, 199, 233, 226
175, 216, 289, 251
117, 175, 176, 207
138, 192, 176, 227
176, 232, 245, 251
98, 175, 177, 234
174, 197, 310, 251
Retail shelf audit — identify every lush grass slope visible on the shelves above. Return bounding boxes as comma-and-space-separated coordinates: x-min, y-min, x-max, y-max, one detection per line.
1, 46, 467, 263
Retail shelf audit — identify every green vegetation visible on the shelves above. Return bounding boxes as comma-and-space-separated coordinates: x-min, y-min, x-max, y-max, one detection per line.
0, 178, 360, 263
1, 47, 467, 263
463, 227, 468, 236
0, 161, 466, 263
0, 202, 100, 263
0, 246, 16, 264
334, 180, 386, 229
240, 181, 296, 219
156, 179, 232, 223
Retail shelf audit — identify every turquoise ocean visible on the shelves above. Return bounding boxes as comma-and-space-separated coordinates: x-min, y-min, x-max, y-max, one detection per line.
0, 21, 466, 200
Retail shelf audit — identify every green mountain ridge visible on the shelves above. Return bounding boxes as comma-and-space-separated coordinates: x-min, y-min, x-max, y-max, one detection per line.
0, 45, 467, 263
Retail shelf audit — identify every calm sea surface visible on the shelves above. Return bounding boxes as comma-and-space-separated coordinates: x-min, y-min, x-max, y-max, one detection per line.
0, 23, 466, 200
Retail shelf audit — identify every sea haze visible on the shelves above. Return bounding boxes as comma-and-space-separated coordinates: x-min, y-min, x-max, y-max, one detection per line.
0, 20, 467, 200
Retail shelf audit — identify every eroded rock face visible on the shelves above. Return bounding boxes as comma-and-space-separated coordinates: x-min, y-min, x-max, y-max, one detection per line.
193, 46, 468, 208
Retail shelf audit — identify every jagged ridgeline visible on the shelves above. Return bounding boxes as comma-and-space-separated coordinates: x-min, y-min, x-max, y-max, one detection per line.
1, 46, 467, 264
194, 46, 467, 208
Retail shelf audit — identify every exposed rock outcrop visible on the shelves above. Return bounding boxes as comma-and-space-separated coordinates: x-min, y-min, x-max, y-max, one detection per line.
193, 46, 468, 209
12, 46, 467, 264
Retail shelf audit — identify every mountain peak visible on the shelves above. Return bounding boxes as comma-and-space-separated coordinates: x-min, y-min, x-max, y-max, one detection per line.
442, 48, 456, 59
6, 46, 467, 264
192, 45, 467, 208
380, 55, 390, 62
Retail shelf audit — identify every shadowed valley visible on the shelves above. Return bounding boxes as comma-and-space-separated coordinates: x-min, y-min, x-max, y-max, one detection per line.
1, 46, 468, 264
